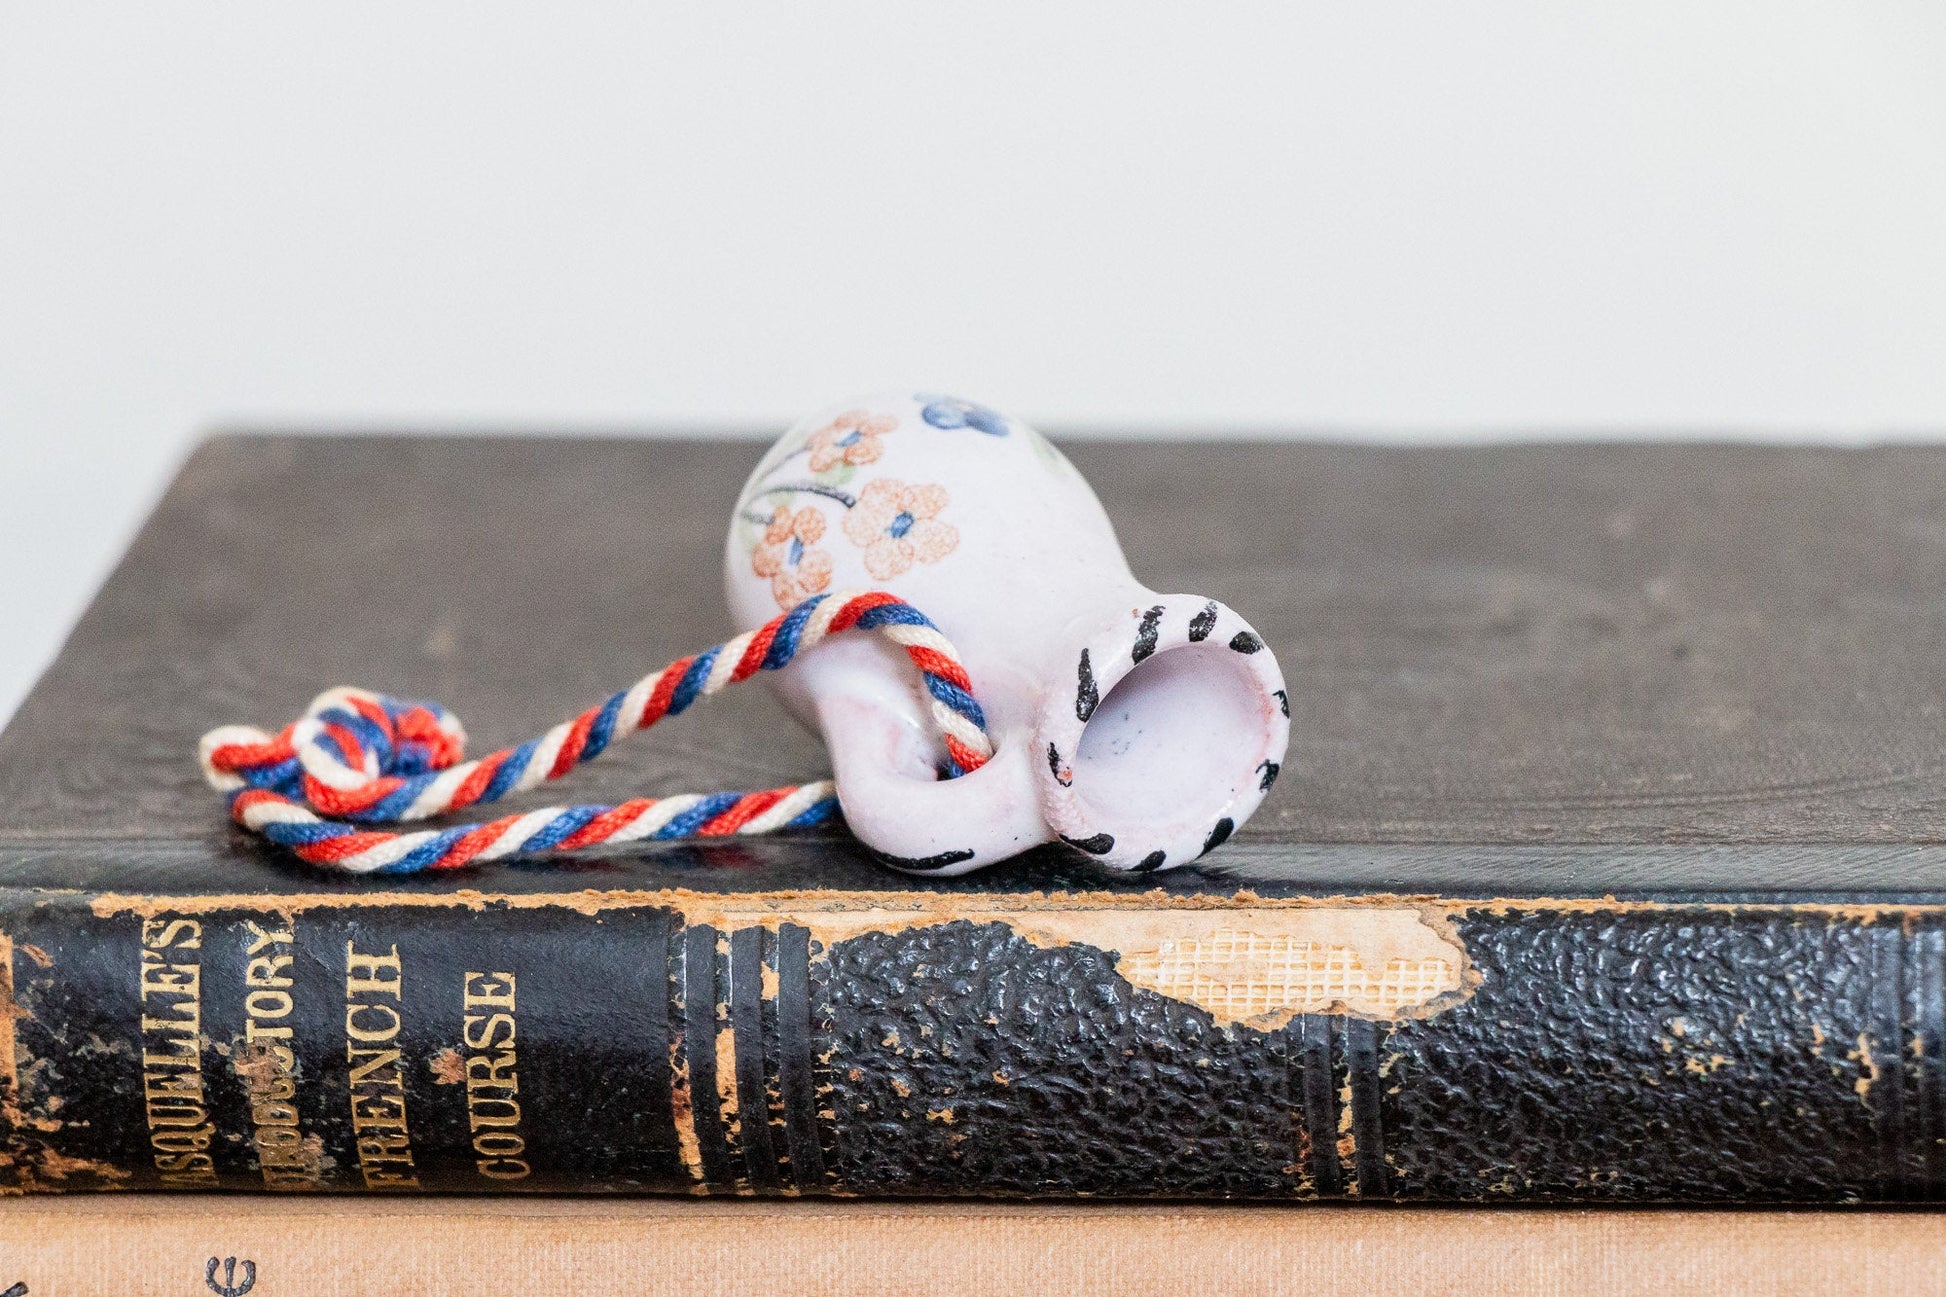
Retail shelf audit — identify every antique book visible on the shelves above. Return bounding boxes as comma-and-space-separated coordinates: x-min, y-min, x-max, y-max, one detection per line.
2, 434, 1944, 1201
0, 1196, 1940, 1297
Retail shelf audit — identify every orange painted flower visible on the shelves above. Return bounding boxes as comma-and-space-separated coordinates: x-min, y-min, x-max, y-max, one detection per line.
806, 410, 897, 473
750, 505, 834, 608
842, 479, 958, 581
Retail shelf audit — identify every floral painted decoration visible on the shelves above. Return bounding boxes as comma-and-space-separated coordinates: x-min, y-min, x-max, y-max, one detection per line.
750, 504, 834, 608
842, 479, 959, 580
806, 410, 898, 472
919, 395, 1010, 437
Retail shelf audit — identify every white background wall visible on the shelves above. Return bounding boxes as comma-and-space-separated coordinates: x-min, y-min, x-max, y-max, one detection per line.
4, 4, 1946, 723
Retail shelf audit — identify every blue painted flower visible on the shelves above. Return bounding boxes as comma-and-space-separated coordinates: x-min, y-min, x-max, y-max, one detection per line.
919, 395, 1010, 437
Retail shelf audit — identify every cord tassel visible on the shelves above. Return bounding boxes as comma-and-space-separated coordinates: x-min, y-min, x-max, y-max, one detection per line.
198, 589, 992, 874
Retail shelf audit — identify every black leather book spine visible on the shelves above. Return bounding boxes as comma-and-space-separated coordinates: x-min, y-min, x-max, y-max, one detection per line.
0, 887, 1936, 1201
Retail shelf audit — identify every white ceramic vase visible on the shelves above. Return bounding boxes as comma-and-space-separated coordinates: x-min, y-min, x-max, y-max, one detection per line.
723, 393, 1290, 875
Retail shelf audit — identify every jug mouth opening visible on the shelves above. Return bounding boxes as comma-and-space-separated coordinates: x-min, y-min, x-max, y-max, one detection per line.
1034, 596, 1290, 873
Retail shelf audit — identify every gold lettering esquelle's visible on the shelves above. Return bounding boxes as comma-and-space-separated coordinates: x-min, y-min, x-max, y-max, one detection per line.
461, 971, 529, 1181
344, 941, 418, 1189
139, 916, 217, 1188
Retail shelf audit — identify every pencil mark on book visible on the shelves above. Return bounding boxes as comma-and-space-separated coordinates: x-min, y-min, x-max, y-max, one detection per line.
205, 1257, 256, 1297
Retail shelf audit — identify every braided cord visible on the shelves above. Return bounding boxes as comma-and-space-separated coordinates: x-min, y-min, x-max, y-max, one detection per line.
199, 589, 992, 874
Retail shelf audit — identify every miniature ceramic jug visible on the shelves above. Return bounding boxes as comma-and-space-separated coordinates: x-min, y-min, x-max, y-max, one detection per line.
724, 394, 1290, 874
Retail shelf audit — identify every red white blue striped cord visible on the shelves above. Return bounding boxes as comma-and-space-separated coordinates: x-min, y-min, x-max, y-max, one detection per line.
198, 589, 993, 874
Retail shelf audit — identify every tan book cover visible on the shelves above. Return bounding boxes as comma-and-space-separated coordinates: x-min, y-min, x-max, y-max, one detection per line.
0, 1196, 1940, 1297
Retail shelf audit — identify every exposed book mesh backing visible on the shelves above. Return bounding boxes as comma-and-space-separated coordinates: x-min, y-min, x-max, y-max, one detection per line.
1114, 927, 1461, 1021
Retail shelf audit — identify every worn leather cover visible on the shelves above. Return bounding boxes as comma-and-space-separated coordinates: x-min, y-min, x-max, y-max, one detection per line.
3, 434, 1946, 1200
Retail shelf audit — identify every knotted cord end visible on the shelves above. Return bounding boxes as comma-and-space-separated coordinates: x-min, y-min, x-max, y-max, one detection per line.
198, 590, 992, 874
